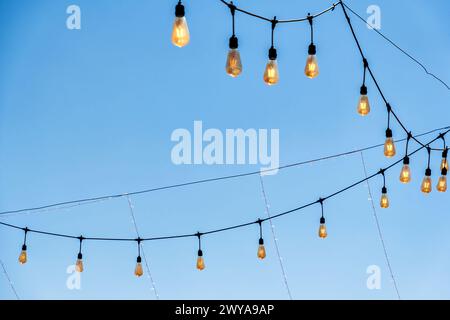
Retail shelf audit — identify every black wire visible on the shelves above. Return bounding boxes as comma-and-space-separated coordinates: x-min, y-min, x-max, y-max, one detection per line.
427, 146, 431, 169
271, 17, 277, 47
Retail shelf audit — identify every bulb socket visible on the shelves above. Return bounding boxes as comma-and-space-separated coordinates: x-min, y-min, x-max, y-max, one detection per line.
197, 249, 203, 257
403, 156, 410, 165
425, 168, 432, 177
308, 43, 316, 55
136, 256, 142, 263
268, 46, 277, 60
259, 238, 264, 245
175, 2, 185, 18
320, 217, 325, 224
381, 186, 387, 194
77, 253, 83, 260
442, 167, 448, 176
385, 128, 393, 138
360, 85, 368, 95
229, 35, 238, 49
22, 244, 27, 251
443, 148, 448, 158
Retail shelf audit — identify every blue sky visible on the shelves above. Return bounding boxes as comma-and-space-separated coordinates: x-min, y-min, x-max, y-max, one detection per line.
0, 0, 449, 299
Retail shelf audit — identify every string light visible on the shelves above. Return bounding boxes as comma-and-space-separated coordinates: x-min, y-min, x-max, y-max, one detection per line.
357, 59, 370, 116
196, 233, 205, 271
399, 133, 412, 183
225, 2, 242, 77
75, 236, 84, 273
437, 167, 447, 192
263, 18, 279, 85
135, 238, 144, 277
172, 1, 190, 47
421, 147, 433, 194
439, 134, 448, 170
304, 15, 319, 79
18, 228, 28, 265
384, 106, 396, 158
318, 199, 327, 239
379, 170, 390, 208
257, 219, 266, 259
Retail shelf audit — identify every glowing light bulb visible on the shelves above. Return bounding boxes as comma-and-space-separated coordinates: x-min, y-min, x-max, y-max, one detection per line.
357, 85, 370, 116
380, 187, 389, 208
399, 156, 411, 183
263, 47, 279, 85
441, 149, 448, 171
171, 2, 190, 47
196, 250, 205, 271
257, 238, 266, 259
18, 245, 27, 264
421, 169, 432, 194
304, 44, 319, 78
318, 217, 327, 239
437, 168, 447, 192
135, 256, 143, 277
225, 36, 242, 77
75, 253, 83, 273
384, 129, 396, 158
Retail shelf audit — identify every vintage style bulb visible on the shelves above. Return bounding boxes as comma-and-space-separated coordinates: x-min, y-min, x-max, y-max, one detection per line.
384, 129, 396, 158
304, 44, 319, 78
437, 168, 447, 192
196, 250, 205, 271
263, 47, 279, 85
318, 217, 327, 239
380, 187, 389, 208
18, 245, 27, 265
441, 158, 449, 171
399, 156, 411, 183
135, 256, 143, 277
75, 253, 84, 273
421, 169, 432, 194
257, 238, 266, 260
172, 3, 190, 47
357, 85, 370, 116
226, 49, 242, 77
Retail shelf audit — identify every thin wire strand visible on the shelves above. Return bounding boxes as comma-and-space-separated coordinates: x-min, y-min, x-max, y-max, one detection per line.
0, 259, 20, 300
259, 175, 293, 300
360, 152, 401, 299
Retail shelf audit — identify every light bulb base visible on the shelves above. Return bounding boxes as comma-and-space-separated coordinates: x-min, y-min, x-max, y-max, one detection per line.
268, 47, 277, 60
77, 253, 82, 259
381, 186, 387, 194
175, 2, 185, 18
320, 217, 325, 224
425, 168, 432, 177
197, 249, 203, 257
442, 167, 448, 176
136, 256, 142, 263
308, 43, 316, 55
259, 238, 264, 245
360, 85, 367, 95
443, 148, 448, 158
229, 36, 238, 49
385, 128, 393, 138
21, 244, 27, 251
403, 156, 410, 165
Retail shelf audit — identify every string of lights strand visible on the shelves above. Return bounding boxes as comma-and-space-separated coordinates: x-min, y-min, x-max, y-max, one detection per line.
3, 128, 449, 275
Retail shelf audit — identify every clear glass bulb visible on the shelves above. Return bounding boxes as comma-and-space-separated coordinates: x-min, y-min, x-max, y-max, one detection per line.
318, 224, 327, 239
171, 17, 190, 47
257, 245, 266, 259
384, 138, 396, 158
76, 259, 84, 273
304, 55, 319, 78
263, 59, 279, 85
134, 262, 143, 277
380, 193, 389, 208
437, 175, 447, 192
399, 164, 411, 183
18, 250, 27, 265
421, 176, 432, 194
225, 49, 242, 77
441, 158, 448, 171
196, 256, 205, 271
357, 95, 370, 116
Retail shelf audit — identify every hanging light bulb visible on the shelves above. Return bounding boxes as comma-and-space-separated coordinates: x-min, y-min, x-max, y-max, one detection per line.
384, 128, 396, 158
225, 36, 242, 77
171, 1, 190, 48
380, 187, 389, 208
257, 238, 266, 259
135, 256, 144, 277
421, 168, 432, 194
357, 85, 370, 116
441, 148, 448, 171
304, 44, 319, 78
399, 156, 411, 183
196, 250, 205, 270
18, 244, 27, 265
263, 47, 279, 85
437, 168, 447, 192
318, 217, 327, 239
75, 253, 84, 273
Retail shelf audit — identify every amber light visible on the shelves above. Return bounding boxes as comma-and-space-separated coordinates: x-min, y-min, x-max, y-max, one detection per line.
172, 2, 190, 48
257, 238, 266, 259
421, 168, 432, 194
196, 250, 205, 271
318, 217, 327, 239
304, 44, 319, 79
135, 256, 144, 277
380, 187, 389, 208
399, 156, 411, 183
75, 253, 84, 273
384, 129, 396, 158
18, 245, 27, 265
225, 36, 242, 77
263, 47, 279, 85
357, 85, 370, 116
437, 168, 447, 192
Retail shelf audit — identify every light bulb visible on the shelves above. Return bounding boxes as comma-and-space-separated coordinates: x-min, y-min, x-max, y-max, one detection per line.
437, 168, 447, 192
225, 36, 242, 77
357, 85, 370, 116
380, 187, 389, 208
135, 256, 143, 277
384, 129, 396, 158
75, 253, 83, 273
318, 217, 327, 239
441, 158, 449, 171
263, 47, 279, 85
421, 169, 432, 194
304, 44, 319, 78
196, 250, 205, 271
171, 3, 190, 47
257, 238, 266, 259
399, 156, 411, 183
18, 245, 27, 265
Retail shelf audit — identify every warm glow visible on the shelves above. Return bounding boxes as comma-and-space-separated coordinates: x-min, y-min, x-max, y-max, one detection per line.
304, 55, 319, 79
257, 245, 266, 259
263, 60, 279, 85
171, 17, 190, 47
399, 164, 411, 183
357, 95, 370, 116
437, 175, 447, 192
135, 262, 143, 277
18, 250, 27, 265
441, 158, 449, 171
380, 193, 389, 208
225, 49, 242, 77
384, 138, 396, 158
421, 176, 432, 194
318, 224, 327, 239
76, 259, 84, 273
196, 256, 205, 271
